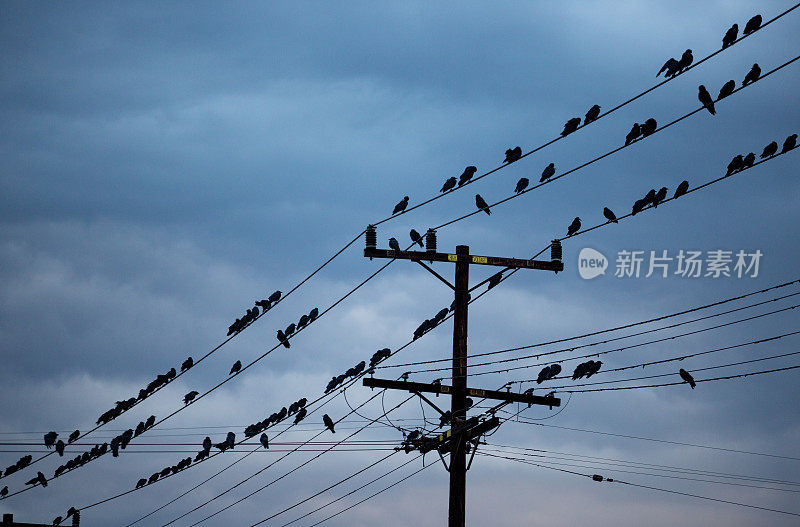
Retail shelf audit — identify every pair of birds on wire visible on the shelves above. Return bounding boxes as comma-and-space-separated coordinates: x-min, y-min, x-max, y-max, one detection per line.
722, 14, 763, 49
227, 290, 281, 336
725, 133, 797, 175
275, 306, 319, 348
51, 508, 79, 526
513, 162, 557, 195
624, 118, 658, 145
698, 63, 761, 116
562, 104, 602, 136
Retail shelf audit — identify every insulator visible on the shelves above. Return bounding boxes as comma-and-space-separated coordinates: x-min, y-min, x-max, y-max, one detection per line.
550, 239, 562, 261
425, 229, 437, 253
365, 225, 377, 249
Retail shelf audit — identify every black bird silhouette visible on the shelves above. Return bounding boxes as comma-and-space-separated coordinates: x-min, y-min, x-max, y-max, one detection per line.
717, 79, 735, 100
66, 508, 78, 520
678, 49, 693, 73
184, 391, 199, 404
743, 14, 762, 35
679, 368, 696, 389
625, 123, 641, 145
229, 360, 242, 375
260, 433, 269, 449
782, 134, 797, 153
202, 436, 212, 452
410, 229, 423, 248
285, 322, 296, 336
760, 141, 778, 158
487, 272, 503, 290
698, 85, 715, 115
67, 430, 80, 444
0, 486, 7, 497
475, 194, 491, 215
540, 163, 556, 182
392, 196, 409, 215
653, 187, 668, 207
293, 407, 308, 424
26, 471, 47, 487
537, 365, 552, 384
674, 180, 690, 198
440, 177, 457, 193
742, 63, 760, 86
297, 314, 309, 328
584, 104, 601, 124
277, 329, 290, 348
194, 449, 208, 461
308, 307, 319, 321
55, 440, 65, 457
657, 57, 680, 78
741, 152, 756, 169
181, 357, 194, 372
148, 473, 159, 484
323, 414, 336, 433
255, 299, 272, 311
439, 410, 452, 428
643, 189, 656, 206
268, 290, 282, 303
44, 431, 58, 449
640, 118, 657, 137
145, 415, 156, 429
726, 154, 744, 175
214, 441, 230, 452
53, 516, 62, 526
504, 146, 522, 163
226, 431, 236, 449
603, 207, 618, 223
567, 217, 581, 236
561, 117, 581, 136
722, 23, 738, 49
632, 199, 646, 216
389, 237, 401, 252
515, 177, 529, 194
136, 478, 147, 488
458, 166, 477, 186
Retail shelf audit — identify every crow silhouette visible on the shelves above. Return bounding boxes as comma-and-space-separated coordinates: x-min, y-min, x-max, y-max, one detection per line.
698, 85, 715, 115
540, 163, 556, 182
392, 196, 409, 215
440, 176, 457, 193
782, 134, 797, 153
260, 433, 269, 449
625, 123, 641, 145
277, 329, 290, 348
389, 237, 401, 252
741, 152, 755, 169
458, 166, 477, 186
679, 368, 696, 389
475, 194, 491, 215
567, 217, 581, 236
743, 14, 762, 35
584, 104, 601, 124
640, 118, 657, 137
657, 57, 679, 78
717, 79, 735, 100
726, 154, 744, 175
742, 63, 760, 86
323, 414, 336, 433
410, 229, 423, 248
268, 290, 282, 303
674, 180, 689, 198
181, 357, 194, 372
184, 391, 199, 404
603, 207, 618, 223
760, 141, 778, 158
504, 146, 522, 163
229, 360, 242, 375
561, 117, 581, 136
44, 431, 58, 449
487, 272, 503, 290
68, 430, 80, 443
722, 23, 738, 49
678, 49, 693, 73
515, 177, 529, 194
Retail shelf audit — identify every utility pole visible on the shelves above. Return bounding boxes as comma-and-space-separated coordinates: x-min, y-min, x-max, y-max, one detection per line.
362, 226, 564, 527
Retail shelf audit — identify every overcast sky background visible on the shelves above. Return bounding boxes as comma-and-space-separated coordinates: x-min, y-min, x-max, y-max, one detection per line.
1, 1, 799, 526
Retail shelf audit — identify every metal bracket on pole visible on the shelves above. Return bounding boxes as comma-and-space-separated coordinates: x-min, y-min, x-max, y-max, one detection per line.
413, 259, 455, 290
412, 391, 447, 416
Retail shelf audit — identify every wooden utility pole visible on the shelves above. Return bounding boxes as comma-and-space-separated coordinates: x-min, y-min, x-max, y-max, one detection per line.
363, 227, 563, 527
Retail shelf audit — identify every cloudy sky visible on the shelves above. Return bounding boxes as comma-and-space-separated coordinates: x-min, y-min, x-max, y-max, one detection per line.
1, 1, 799, 525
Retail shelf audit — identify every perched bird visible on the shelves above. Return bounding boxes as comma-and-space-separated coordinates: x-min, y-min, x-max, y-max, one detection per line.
561, 117, 581, 136
487, 272, 503, 290
782, 133, 797, 153
194, 449, 208, 462
640, 118, 657, 137
632, 199, 646, 216
410, 229, 423, 248
760, 141, 778, 158
514, 177, 529, 194
439, 410, 452, 428
229, 360, 242, 375
285, 322, 296, 336
741, 152, 756, 169
184, 391, 199, 404
255, 299, 272, 311
678, 49, 693, 73
68, 430, 80, 444
214, 441, 230, 452
66, 507, 78, 519
136, 478, 147, 489
657, 57, 679, 78
584, 104, 601, 125
722, 23, 738, 49
392, 196, 409, 215
742, 63, 760, 86
388, 237, 401, 252
458, 166, 477, 186
323, 414, 336, 433
603, 207, 618, 223
726, 154, 744, 175
268, 290, 282, 303
567, 217, 581, 237
277, 329, 290, 348
308, 307, 319, 322
0, 486, 7, 497
202, 436, 212, 452
148, 473, 159, 484
55, 440, 65, 457
540, 163, 556, 182
145, 415, 156, 429
53, 516, 62, 526
698, 85, 716, 115
475, 194, 491, 215
625, 123, 641, 145
717, 79, 735, 100
674, 180, 690, 198
260, 433, 269, 449
26, 471, 47, 487
679, 368, 696, 389
226, 432, 236, 449
504, 146, 522, 163
181, 357, 194, 372
653, 187, 668, 207
293, 407, 308, 425
743, 14, 762, 35
44, 431, 58, 449
643, 189, 656, 206
297, 313, 309, 328
440, 177, 457, 193
537, 365, 552, 384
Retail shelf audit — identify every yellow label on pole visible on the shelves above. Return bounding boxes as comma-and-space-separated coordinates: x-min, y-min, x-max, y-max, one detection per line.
472, 256, 487, 264
468, 389, 485, 396
447, 254, 457, 261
